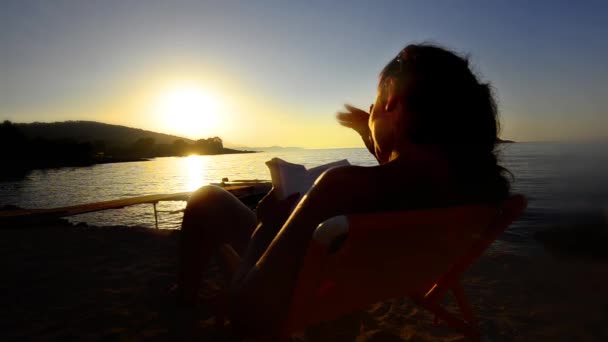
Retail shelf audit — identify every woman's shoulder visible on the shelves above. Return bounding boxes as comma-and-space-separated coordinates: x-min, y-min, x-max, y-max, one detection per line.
313, 163, 411, 204
315, 156, 443, 193
316, 163, 386, 186
306, 164, 385, 200
311, 164, 370, 195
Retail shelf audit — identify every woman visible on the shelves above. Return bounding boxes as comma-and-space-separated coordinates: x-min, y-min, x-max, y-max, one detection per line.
178, 43, 510, 335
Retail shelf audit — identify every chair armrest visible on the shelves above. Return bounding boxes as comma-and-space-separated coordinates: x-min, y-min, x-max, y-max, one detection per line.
313, 215, 349, 246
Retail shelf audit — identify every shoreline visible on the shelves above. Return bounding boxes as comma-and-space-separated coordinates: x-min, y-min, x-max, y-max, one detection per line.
0, 150, 259, 180
2, 220, 607, 340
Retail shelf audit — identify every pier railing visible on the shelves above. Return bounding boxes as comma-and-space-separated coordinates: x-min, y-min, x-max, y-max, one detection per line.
0, 180, 271, 229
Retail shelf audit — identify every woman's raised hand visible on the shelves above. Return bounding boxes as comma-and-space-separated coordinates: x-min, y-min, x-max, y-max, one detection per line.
336, 104, 370, 137
337, 104, 378, 160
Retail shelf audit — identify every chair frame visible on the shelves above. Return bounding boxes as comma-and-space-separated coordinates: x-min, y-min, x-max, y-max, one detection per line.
279, 194, 527, 341
218, 195, 527, 341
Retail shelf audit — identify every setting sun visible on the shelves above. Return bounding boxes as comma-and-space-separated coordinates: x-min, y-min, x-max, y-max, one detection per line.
154, 85, 220, 139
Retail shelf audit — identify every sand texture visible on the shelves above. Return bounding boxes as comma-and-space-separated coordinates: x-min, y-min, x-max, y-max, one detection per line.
1, 223, 607, 341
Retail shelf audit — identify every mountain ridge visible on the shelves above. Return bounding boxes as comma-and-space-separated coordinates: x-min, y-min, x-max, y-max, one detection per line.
14, 121, 195, 147
11, 120, 515, 149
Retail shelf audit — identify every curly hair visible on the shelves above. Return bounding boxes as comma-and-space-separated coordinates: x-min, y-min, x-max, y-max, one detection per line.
380, 43, 510, 202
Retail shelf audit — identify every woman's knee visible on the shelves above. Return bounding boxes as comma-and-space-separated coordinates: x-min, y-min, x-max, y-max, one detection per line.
185, 185, 234, 213
182, 185, 256, 235
190, 184, 231, 202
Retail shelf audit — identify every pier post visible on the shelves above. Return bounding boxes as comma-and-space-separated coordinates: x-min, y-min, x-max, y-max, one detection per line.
153, 202, 159, 229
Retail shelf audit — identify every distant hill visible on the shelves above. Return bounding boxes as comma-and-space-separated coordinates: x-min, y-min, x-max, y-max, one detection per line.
15, 121, 194, 147
0, 120, 254, 177
13, 120, 514, 150
224, 144, 304, 152
257, 146, 305, 151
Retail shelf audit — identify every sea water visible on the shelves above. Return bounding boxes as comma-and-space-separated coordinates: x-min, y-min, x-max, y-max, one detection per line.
1, 142, 607, 254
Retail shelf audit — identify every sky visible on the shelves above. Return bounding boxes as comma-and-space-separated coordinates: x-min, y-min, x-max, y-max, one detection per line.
1, 0, 607, 148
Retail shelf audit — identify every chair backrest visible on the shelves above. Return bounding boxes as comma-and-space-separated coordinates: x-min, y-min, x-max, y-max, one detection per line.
281, 194, 527, 335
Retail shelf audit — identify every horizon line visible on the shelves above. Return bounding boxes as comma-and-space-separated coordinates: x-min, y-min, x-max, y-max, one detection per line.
7, 118, 608, 147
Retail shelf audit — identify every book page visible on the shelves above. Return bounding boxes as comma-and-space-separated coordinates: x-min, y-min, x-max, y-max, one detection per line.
266, 158, 350, 199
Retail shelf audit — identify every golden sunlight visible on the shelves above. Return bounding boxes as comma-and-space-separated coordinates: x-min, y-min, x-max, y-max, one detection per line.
183, 154, 207, 191
154, 84, 220, 139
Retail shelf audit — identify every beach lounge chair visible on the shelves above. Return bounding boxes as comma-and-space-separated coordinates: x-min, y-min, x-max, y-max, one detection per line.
220, 194, 527, 341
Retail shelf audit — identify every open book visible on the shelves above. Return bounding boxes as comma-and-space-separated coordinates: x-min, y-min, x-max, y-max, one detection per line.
266, 158, 351, 199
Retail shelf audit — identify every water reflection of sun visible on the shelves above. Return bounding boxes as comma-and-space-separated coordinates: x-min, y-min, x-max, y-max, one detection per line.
184, 155, 207, 191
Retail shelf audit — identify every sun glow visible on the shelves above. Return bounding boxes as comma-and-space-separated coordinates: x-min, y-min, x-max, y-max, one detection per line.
154, 84, 220, 139
183, 154, 207, 191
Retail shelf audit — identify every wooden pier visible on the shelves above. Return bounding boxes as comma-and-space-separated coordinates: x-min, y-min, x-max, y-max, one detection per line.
0, 181, 271, 228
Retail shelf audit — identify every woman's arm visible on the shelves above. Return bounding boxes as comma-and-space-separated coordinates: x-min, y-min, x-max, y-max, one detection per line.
231, 191, 300, 284
229, 166, 381, 333
336, 105, 379, 162
361, 131, 376, 160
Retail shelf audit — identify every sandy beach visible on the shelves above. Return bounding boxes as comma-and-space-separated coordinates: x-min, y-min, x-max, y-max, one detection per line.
1, 220, 607, 341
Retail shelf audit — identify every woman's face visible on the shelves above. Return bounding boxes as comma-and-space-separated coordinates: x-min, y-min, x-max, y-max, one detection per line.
368, 85, 400, 163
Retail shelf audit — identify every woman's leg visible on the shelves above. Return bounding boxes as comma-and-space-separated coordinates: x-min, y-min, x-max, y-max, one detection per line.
178, 185, 257, 305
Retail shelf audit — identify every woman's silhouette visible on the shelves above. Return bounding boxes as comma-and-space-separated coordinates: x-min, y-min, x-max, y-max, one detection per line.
179, 43, 510, 336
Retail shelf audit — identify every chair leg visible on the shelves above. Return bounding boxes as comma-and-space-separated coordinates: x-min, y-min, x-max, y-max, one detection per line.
424, 304, 481, 341
451, 282, 477, 327
417, 290, 481, 341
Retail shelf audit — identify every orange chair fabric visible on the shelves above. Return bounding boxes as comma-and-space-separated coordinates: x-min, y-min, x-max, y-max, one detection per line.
280, 195, 527, 340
